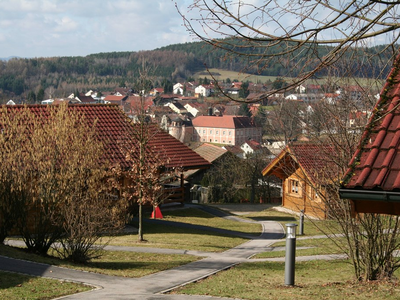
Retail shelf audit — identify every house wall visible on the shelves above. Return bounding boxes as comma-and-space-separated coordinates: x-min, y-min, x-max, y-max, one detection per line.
235, 127, 262, 145
194, 127, 237, 145
193, 126, 261, 146
283, 169, 326, 219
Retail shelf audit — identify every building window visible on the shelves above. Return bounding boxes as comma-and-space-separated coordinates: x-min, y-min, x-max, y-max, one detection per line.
210, 130, 213, 134
290, 179, 300, 194
223, 131, 226, 135
229, 131, 231, 136
310, 186, 321, 203
203, 130, 206, 134
216, 130, 219, 135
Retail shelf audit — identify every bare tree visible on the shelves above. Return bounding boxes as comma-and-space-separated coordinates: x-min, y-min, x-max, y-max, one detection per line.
0, 107, 33, 244
115, 59, 175, 242
0, 104, 126, 260
178, 0, 399, 100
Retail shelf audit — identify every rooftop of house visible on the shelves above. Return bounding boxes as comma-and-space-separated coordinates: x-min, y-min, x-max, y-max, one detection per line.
77, 94, 96, 103
103, 95, 127, 102
341, 53, 400, 192
262, 143, 337, 184
223, 144, 244, 155
194, 143, 227, 163
243, 139, 262, 151
1, 104, 211, 171
192, 115, 258, 129
125, 96, 154, 110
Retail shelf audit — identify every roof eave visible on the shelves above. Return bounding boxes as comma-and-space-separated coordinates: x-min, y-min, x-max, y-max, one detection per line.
339, 188, 400, 202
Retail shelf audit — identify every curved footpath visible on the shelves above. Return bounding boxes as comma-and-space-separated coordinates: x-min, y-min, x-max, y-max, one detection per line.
0, 205, 343, 300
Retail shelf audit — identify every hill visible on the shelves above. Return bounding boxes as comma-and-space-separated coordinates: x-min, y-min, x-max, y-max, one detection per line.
0, 40, 394, 102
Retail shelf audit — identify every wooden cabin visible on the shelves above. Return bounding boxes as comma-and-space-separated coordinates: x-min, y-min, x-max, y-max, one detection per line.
262, 143, 337, 219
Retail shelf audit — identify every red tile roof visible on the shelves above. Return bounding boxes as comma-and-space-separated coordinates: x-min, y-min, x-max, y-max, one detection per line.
262, 143, 337, 184
104, 95, 127, 102
342, 53, 400, 191
192, 115, 257, 129
1, 104, 210, 171
245, 139, 262, 151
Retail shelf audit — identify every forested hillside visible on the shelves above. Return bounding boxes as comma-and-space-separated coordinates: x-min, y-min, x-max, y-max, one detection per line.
0, 40, 394, 102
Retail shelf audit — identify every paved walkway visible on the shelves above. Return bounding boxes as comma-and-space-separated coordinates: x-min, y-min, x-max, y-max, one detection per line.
0, 204, 340, 300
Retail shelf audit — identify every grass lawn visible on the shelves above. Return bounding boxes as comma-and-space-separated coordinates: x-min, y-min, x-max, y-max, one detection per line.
0, 245, 198, 278
172, 260, 400, 300
242, 207, 342, 236
108, 207, 259, 252
160, 207, 261, 234
3, 204, 373, 300
108, 226, 248, 252
254, 236, 346, 258
0, 271, 91, 300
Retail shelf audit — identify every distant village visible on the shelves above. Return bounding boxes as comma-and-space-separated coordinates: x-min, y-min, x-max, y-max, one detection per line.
6, 79, 379, 160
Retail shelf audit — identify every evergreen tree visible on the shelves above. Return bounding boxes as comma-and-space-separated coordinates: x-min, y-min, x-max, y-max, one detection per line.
26, 91, 36, 104
239, 81, 250, 99
238, 103, 251, 117
36, 88, 45, 101
162, 79, 173, 94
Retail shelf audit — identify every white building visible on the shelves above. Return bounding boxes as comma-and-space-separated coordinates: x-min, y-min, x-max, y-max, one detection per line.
194, 85, 213, 97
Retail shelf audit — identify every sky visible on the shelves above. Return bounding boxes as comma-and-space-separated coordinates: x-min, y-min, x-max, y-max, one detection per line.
0, 0, 194, 59
0, 1, 394, 60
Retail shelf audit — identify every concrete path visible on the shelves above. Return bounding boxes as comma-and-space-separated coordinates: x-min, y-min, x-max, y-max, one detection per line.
0, 204, 338, 300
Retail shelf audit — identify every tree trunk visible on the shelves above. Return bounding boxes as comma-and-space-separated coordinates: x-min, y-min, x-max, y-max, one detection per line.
138, 203, 144, 242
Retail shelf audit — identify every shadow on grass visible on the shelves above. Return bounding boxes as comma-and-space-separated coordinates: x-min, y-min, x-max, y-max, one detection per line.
87, 260, 187, 272
162, 208, 219, 219
0, 270, 31, 289
248, 216, 297, 222
132, 218, 257, 239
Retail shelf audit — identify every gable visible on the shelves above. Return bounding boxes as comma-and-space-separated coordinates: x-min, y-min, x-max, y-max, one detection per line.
262, 143, 337, 183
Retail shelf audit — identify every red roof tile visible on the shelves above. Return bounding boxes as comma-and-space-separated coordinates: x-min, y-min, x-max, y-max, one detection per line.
1, 104, 210, 171
192, 115, 257, 129
262, 143, 338, 184
342, 53, 400, 191
245, 139, 262, 150
104, 95, 127, 102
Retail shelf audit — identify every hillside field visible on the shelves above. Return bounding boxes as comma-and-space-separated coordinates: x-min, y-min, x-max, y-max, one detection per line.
194, 68, 278, 83
195, 68, 385, 90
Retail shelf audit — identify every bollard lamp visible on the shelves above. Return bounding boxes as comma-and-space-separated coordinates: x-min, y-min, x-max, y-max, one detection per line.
285, 223, 298, 286
286, 223, 297, 239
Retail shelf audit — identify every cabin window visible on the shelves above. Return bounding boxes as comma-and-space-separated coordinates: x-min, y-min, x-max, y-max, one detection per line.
289, 179, 300, 194
310, 186, 321, 202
